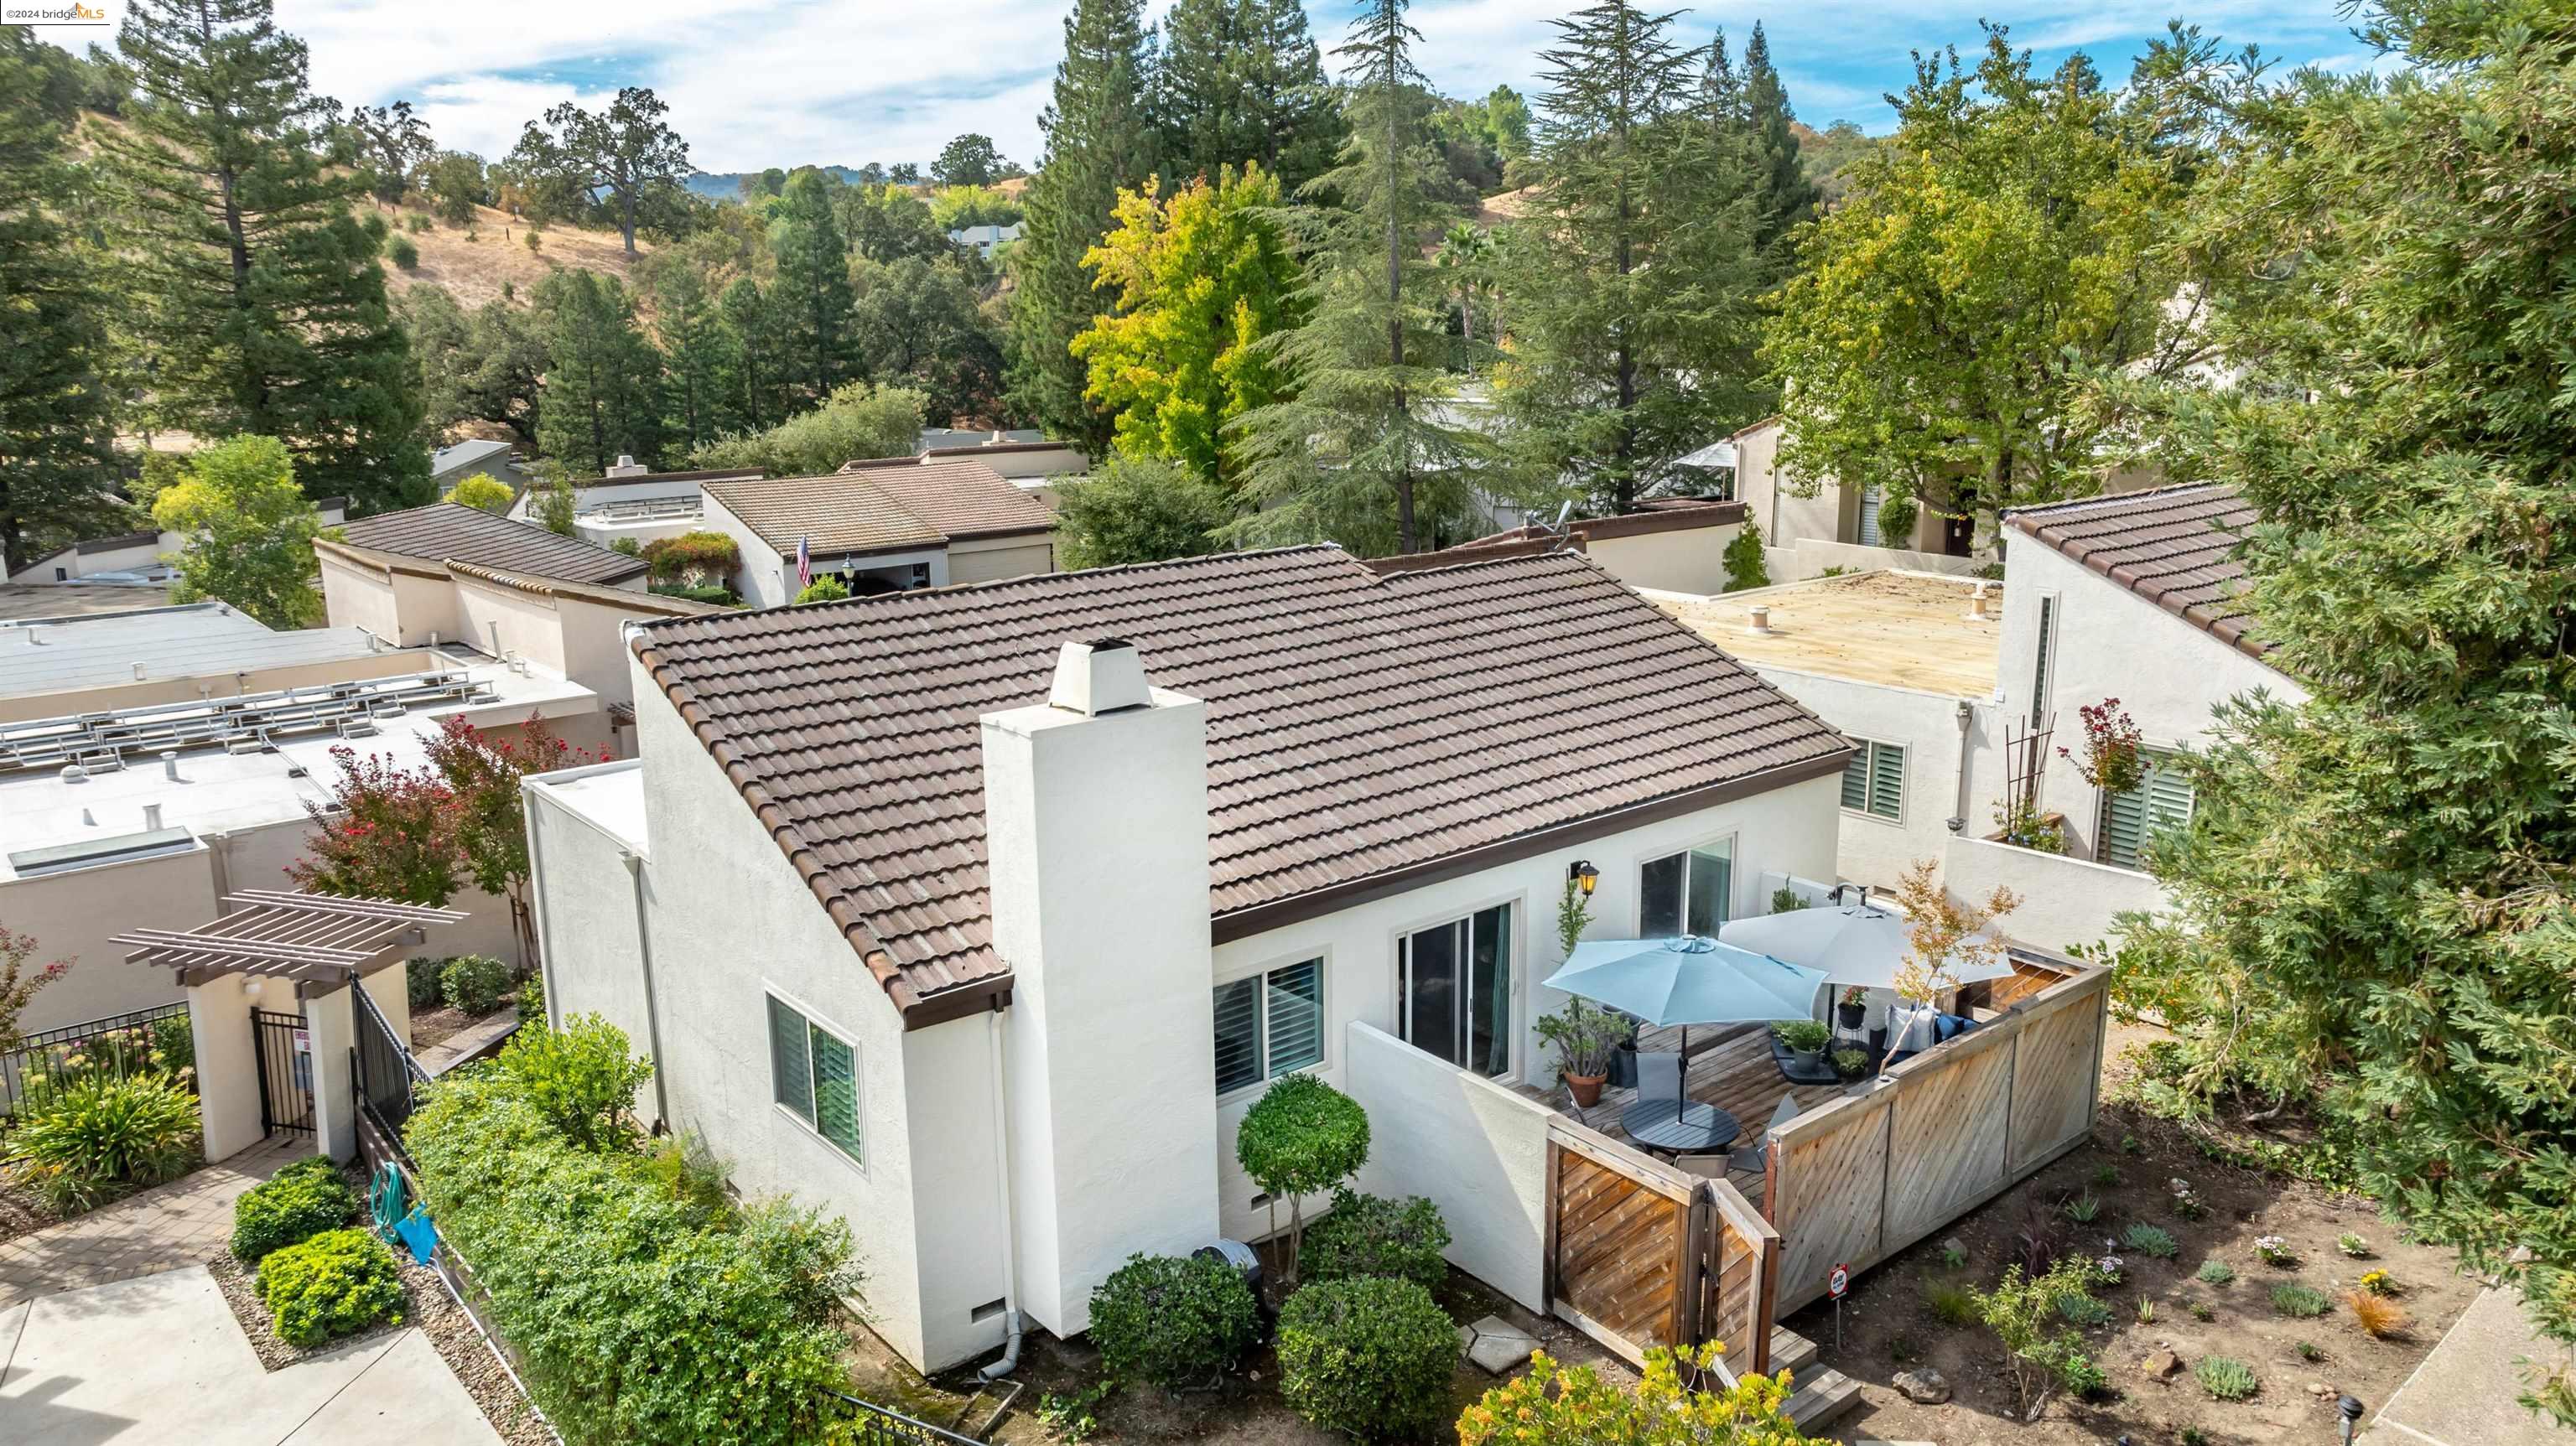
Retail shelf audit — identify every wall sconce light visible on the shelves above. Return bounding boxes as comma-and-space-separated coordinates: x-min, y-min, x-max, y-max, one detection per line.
242, 977, 262, 998
1569, 860, 1600, 897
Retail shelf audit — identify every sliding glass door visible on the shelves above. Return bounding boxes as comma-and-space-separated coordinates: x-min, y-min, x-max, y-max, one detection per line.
1397, 903, 1513, 1078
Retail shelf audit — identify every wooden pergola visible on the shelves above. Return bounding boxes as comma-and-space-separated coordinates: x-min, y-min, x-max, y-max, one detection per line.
117, 889, 467, 993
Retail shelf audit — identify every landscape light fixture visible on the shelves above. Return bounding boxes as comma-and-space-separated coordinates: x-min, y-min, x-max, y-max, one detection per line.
1569, 860, 1600, 897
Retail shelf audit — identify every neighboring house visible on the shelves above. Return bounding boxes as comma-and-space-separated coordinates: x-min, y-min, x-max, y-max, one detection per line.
1367, 499, 1750, 596
917, 434, 1090, 511
506, 468, 766, 550
526, 546, 1851, 1372
703, 458, 1058, 607
944, 222, 1021, 258
5, 500, 348, 587
0, 601, 588, 1032
1730, 417, 1988, 581
327, 501, 649, 596
430, 438, 532, 500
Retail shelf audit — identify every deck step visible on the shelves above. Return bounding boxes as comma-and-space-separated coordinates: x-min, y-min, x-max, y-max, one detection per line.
1766, 1326, 1819, 1377
1784, 1364, 1863, 1432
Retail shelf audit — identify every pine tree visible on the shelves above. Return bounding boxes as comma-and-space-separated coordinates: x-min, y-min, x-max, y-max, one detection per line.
653, 262, 733, 453
96, 0, 428, 514
1739, 23, 1817, 259
1152, 0, 1344, 194
1493, 1, 1763, 512
770, 168, 858, 406
0, 31, 120, 574
717, 277, 792, 432
535, 271, 666, 477
1227, 0, 1486, 555
1009, 0, 1157, 449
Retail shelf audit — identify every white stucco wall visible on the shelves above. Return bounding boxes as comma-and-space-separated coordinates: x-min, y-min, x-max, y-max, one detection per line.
1339, 1020, 1552, 1311
947, 537, 1054, 586
1205, 770, 1843, 1243
1747, 666, 1996, 893
451, 578, 569, 681
1980, 539, 2303, 862
1586, 524, 1742, 596
700, 495, 792, 609
1783, 538, 1988, 582
524, 767, 653, 1090
1941, 834, 2170, 956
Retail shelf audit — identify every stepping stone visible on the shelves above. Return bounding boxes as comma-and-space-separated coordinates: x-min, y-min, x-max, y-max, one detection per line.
1458, 1314, 1540, 1376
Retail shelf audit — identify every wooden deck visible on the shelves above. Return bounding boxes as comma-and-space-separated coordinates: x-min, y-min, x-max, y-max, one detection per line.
1516, 1021, 1862, 1188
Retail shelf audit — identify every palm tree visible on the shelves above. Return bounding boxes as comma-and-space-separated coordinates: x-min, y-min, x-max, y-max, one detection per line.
1435, 222, 1491, 344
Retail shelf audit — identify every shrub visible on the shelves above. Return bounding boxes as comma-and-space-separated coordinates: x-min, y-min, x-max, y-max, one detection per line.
439, 954, 511, 1014
2196, 1259, 2236, 1285
1275, 1277, 1459, 1441
1722, 521, 1768, 592
795, 575, 850, 604
2346, 1290, 2408, 1339
648, 583, 738, 605
2194, 1355, 2259, 1401
1769, 885, 1808, 914
1940, 1243, 1969, 1269
442, 473, 513, 514
1088, 1252, 1258, 1389
151, 1013, 194, 1074
2064, 1192, 2101, 1223
259, 1227, 404, 1346
406, 956, 444, 1009
1460, 1343, 1803, 1446
1235, 1074, 1368, 1277
525, 226, 543, 252
1302, 1189, 1451, 1292
482, 1013, 650, 1150
2337, 1231, 2372, 1258
2253, 1235, 2297, 1267
640, 530, 744, 586
231, 1156, 358, 1263
2058, 1293, 2113, 1327
387, 234, 418, 270
14, 1073, 200, 1212
1924, 1278, 1978, 1326
407, 1062, 857, 1446
2122, 1223, 2179, 1258
1971, 1259, 2102, 1419
517, 968, 545, 1025
2271, 1283, 2332, 1319
610, 536, 643, 557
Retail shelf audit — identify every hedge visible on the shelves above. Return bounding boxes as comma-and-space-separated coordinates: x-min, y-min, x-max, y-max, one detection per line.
404, 1018, 859, 1446
232, 1156, 358, 1263
1088, 1252, 1259, 1389
1275, 1277, 1461, 1441
260, 1227, 405, 1346
1301, 1189, 1452, 1293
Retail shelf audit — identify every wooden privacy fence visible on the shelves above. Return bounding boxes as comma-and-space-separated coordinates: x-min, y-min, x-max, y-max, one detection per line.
1763, 955, 2110, 1313
1543, 1117, 1779, 1376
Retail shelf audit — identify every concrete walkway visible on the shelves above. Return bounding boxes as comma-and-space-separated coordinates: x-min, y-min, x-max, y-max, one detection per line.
0, 1265, 499, 1444
2374, 1285, 2573, 1446
0, 1136, 309, 1310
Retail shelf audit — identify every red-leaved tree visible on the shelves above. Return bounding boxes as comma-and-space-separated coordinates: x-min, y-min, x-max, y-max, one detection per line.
0, 926, 71, 1053
286, 745, 460, 905
423, 713, 601, 970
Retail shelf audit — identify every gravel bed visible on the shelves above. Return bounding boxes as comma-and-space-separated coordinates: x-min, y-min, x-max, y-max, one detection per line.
0, 1170, 64, 1249
400, 1255, 556, 1446
207, 1246, 412, 1371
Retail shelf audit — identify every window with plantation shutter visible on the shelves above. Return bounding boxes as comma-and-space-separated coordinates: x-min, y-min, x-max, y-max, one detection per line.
1839, 739, 1904, 821
2097, 750, 2194, 870
1857, 485, 1884, 547
1213, 958, 1325, 1096
766, 993, 862, 1164
2030, 596, 2057, 728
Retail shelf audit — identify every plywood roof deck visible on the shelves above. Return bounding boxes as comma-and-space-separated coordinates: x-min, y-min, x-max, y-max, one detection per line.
1654, 571, 2002, 697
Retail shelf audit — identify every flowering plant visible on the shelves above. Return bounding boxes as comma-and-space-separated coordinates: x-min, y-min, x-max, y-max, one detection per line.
0, 926, 71, 1055
1841, 985, 1868, 1007
2254, 1235, 2297, 1267
2059, 699, 2145, 794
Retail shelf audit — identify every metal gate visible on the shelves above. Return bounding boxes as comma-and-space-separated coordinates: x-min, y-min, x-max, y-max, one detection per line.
352, 983, 428, 1143
251, 1008, 314, 1138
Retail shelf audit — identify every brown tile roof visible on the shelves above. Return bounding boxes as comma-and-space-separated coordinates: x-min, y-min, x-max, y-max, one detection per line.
2005, 484, 2267, 658
441, 560, 730, 616
859, 459, 1057, 541
337, 502, 647, 587
704, 470, 945, 557
631, 547, 1853, 1026
1366, 500, 1748, 574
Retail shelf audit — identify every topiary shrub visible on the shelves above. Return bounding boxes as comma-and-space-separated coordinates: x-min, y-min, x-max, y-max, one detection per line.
440, 954, 511, 1014
406, 956, 444, 1009
1088, 1252, 1259, 1390
231, 1155, 358, 1263
1275, 1277, 1460, 1441
13, 1073, 200, 1213
1722, 521, 1768, 592
1236, 1074, 1369, 1281
258, 1227, 406, 1346
1301, 1189, 1451, 1293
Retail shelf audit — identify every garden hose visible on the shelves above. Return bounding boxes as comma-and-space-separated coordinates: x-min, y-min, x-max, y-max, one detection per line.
370, 1162, 407, 1242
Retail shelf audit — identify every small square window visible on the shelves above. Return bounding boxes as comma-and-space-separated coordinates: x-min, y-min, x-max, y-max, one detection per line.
766, 993, 861, 1164
1212, 958, 1325, 1096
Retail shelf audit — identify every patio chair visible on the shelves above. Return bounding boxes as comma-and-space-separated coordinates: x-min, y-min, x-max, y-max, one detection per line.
1636, 1050, 1683, 1107
1726, 1094, 1802, 1176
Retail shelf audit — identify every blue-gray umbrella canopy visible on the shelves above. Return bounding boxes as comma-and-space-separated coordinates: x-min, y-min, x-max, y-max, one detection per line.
1542, 935, 1830, 1060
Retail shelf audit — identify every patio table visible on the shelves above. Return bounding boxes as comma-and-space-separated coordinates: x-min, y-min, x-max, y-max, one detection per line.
1620, 1099, 1741, 1154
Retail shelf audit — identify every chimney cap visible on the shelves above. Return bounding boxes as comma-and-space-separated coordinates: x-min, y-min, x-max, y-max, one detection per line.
1048, 639, 1152, 718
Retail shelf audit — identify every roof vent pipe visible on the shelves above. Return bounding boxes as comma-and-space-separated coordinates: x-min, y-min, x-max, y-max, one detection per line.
1047, 638, 1150, 717
25, 626, 44, 645
162, 751, 179, 781
1746, 604, 1774, 636
132, 661, 146, 680
143, 803, 163, 831
487, 619, 503, 656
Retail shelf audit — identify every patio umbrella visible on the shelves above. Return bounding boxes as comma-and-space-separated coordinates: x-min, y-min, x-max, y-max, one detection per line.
1718, 903, 2018, 992
1541, 935, 1829, 1059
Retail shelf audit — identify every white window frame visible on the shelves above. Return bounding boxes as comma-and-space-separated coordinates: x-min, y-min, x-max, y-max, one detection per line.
1839, 738, 1907, 825
1632, 831, 1741, 937
1389, 889, 1524, 1081
2028, 593, 2060, 728
1212, 951, 1331, 1103
763, 986, 866, 1173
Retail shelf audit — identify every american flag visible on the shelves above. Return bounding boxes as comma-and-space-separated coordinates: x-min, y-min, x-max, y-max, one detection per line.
796, 534, 811, 589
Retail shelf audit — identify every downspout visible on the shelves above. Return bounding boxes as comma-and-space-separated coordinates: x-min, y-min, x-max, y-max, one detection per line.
979, 1003, 1024, 1381
621, 851, 672, 1125
1947, 698, 1975, 836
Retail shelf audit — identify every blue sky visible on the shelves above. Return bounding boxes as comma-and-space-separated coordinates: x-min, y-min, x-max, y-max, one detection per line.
41, 0, 2388, 174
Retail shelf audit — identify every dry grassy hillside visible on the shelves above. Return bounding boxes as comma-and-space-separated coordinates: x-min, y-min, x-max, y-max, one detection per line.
380, 200, 650, 313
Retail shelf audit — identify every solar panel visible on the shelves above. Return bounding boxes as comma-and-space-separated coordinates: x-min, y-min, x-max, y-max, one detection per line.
0, 670, 497, 772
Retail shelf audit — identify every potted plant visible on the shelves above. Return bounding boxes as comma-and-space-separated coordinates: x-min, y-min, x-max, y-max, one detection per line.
1836, 985, 1868, 1030
1536, 1004, 1627, 1107
1831, 1046, 1870, 1081
1774, 1018, 1831, 1073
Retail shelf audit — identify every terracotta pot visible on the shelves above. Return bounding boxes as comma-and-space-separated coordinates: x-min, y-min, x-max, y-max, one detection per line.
1565, 1072, 1607, 1108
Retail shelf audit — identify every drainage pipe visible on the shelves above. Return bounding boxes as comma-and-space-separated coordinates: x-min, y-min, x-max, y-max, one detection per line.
1947, 697, 1976, 836
978, 1004, 1024, 1382
621, 851, 672, 1125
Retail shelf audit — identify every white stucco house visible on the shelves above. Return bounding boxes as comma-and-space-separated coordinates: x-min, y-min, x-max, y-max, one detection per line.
702, 457, 1059, 608
525, 546, 1852, 1374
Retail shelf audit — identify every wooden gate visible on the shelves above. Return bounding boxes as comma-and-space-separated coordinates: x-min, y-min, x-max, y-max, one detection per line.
1544, 1119, 1777, 1376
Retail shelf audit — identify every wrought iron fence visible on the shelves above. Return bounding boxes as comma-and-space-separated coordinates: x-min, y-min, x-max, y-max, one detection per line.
819, 1391, 989, 1446
352, 982, 429, 1145
0, 1001, 195, 1126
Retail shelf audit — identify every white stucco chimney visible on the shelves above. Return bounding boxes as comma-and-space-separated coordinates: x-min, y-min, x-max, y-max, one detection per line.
979, 640, 1218, 1340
